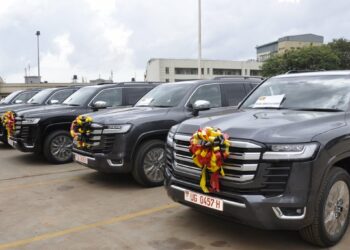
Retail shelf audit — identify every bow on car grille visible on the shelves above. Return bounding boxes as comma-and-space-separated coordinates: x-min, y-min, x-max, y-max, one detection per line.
167, 134, 291, 197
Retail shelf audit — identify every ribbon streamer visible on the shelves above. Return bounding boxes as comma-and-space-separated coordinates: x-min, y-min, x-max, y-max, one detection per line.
2, 111, 16, 138
189, 127, 230, 193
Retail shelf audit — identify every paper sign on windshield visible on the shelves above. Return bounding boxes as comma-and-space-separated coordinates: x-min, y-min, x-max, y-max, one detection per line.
253, 94, 285, 108
137, 98, 153, 106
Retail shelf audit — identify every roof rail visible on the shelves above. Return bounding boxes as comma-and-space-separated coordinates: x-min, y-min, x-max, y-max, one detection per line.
285, 69, 325, 74
212, 76, 264, 80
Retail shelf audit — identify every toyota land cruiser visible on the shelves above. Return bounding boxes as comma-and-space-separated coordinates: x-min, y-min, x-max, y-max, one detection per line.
72, 77, 262, 186
165, 71, 350, 247
9, 82, 158, 164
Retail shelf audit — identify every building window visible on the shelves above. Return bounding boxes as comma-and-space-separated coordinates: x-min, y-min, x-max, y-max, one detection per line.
165, 67, 169, 74
213, 68, 241, 76
175, 68, 198, 75
165, 79, 170, 82
201, 68, 204, 75
207, 68, 210, 74
250, 70, 262, 76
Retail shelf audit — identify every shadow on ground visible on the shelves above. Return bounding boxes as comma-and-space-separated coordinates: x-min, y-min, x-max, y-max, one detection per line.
147, 208, 322, 250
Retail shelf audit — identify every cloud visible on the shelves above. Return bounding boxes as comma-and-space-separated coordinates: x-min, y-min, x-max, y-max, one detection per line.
0, 0, 350, 83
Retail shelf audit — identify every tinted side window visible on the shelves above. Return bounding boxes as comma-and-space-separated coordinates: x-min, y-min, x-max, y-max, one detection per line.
12, 91, 38, 104
92, 88, 123, 107
48, 89, 76, 103
125, 87, 152, 105
222, 83, 247, 106
189, 84, 222, 108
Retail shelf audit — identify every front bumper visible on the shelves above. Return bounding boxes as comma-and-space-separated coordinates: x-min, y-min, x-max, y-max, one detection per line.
165, 166, 312, 230
10, 137, 35, 152
72, 148, 131, 173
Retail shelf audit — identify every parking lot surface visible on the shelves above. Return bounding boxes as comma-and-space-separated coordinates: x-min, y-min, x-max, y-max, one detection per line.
0, 143, 349, 250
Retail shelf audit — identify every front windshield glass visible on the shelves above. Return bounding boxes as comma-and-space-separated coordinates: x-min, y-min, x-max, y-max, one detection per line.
241, 75, 350, 111
27, 89, 55, 104
135, 83, 192, 107
0, 90, 21, 104
63, 87, 97, 106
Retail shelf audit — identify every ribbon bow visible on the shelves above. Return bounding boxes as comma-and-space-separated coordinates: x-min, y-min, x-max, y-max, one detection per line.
189, 127, 230, 193
70, 115, 93, 149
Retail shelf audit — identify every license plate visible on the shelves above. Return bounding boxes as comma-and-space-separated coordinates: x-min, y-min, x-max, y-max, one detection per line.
184, 190, 223, 211
8, 138, 14, 148
74, 154, 88, 164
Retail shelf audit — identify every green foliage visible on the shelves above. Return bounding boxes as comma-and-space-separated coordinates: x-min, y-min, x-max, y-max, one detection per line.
261, 45, 341, 77
328, 38, 350, 69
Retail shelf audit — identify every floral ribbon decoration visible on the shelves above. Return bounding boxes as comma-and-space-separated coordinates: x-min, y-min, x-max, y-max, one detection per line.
189, 127, 230, 193
70, 115, 93, 149
2, 111, 16, 138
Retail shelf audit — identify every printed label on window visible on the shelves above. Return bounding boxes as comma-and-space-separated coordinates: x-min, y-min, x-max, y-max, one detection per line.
253, 94, 285, 108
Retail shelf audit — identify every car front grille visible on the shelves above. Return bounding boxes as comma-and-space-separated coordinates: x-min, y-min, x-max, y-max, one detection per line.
167, 133, 291, 197
73, 124, 115, 154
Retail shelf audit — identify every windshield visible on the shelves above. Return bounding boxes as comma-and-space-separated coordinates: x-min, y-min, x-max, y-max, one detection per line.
135, 83, 192, 107
63, 86, 97, 106
27, 89, 55, 104
241, 75, 350, 111
0, 90, 22, 104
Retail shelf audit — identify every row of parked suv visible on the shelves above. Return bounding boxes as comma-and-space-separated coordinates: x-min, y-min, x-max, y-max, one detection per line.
2, 71, 350, 247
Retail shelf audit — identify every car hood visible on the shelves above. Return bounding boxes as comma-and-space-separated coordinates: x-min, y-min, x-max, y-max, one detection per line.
0, 104, 35, 114
15, 104, 86, 118
88, 107, 170, 125
178, 109, 346, 143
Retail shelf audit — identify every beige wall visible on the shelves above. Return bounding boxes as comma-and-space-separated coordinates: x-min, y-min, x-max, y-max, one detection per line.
277, 41, 323, 54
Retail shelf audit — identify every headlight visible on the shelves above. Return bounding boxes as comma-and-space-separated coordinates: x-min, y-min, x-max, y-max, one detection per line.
22, 118, 40, 125
103, 124, 132, 134
167, 124, 179, 147
263, 143, 319, 160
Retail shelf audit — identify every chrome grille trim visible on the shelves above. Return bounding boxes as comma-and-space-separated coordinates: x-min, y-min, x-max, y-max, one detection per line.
173, 152, 258, 172
172, 133, 262, 183
228, 152, 261, 160
173, 162, 255, 182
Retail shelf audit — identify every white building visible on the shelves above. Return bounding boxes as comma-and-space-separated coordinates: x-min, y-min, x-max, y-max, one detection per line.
145, 58, 263, 82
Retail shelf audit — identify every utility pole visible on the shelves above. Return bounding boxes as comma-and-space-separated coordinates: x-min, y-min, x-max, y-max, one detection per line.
198, 0, 202, 80
36, 31, 41, 78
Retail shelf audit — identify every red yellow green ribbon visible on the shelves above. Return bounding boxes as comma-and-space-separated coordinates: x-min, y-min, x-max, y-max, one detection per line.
2, 111, 16, 138
189, 127, 230, 193
70, 115, 93, 149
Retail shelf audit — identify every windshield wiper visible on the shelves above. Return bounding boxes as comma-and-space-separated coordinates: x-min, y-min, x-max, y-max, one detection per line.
290, 108, 343, 112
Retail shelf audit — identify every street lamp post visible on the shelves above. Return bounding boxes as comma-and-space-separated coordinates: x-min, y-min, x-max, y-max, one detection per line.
36, 31, 41, 78
198, 0, 202, 80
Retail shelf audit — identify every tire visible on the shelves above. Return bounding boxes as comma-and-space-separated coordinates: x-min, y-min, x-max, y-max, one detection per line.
43, 130, 73, 164
132, 139, 166, 187
299, 167, 350, 247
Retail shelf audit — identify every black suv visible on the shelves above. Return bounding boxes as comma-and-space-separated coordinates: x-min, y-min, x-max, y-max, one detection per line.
0, 87, 80, 144
9, 82, 158, 164
0, 89, 41, 106
165, 71, 350, 247
72, 77, 262, 186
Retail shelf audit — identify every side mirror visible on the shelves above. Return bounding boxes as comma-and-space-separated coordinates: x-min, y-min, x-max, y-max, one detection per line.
49, 99, 59, 105
14, 100, 23, 104
92, 101, 108, 111
192, 100, 210, 116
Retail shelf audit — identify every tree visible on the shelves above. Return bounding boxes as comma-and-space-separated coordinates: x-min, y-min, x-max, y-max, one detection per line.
328, 38, 350, 69
261, 45, 340, 77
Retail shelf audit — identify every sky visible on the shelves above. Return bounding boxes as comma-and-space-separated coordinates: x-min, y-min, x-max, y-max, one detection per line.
0, 0, 350, 83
